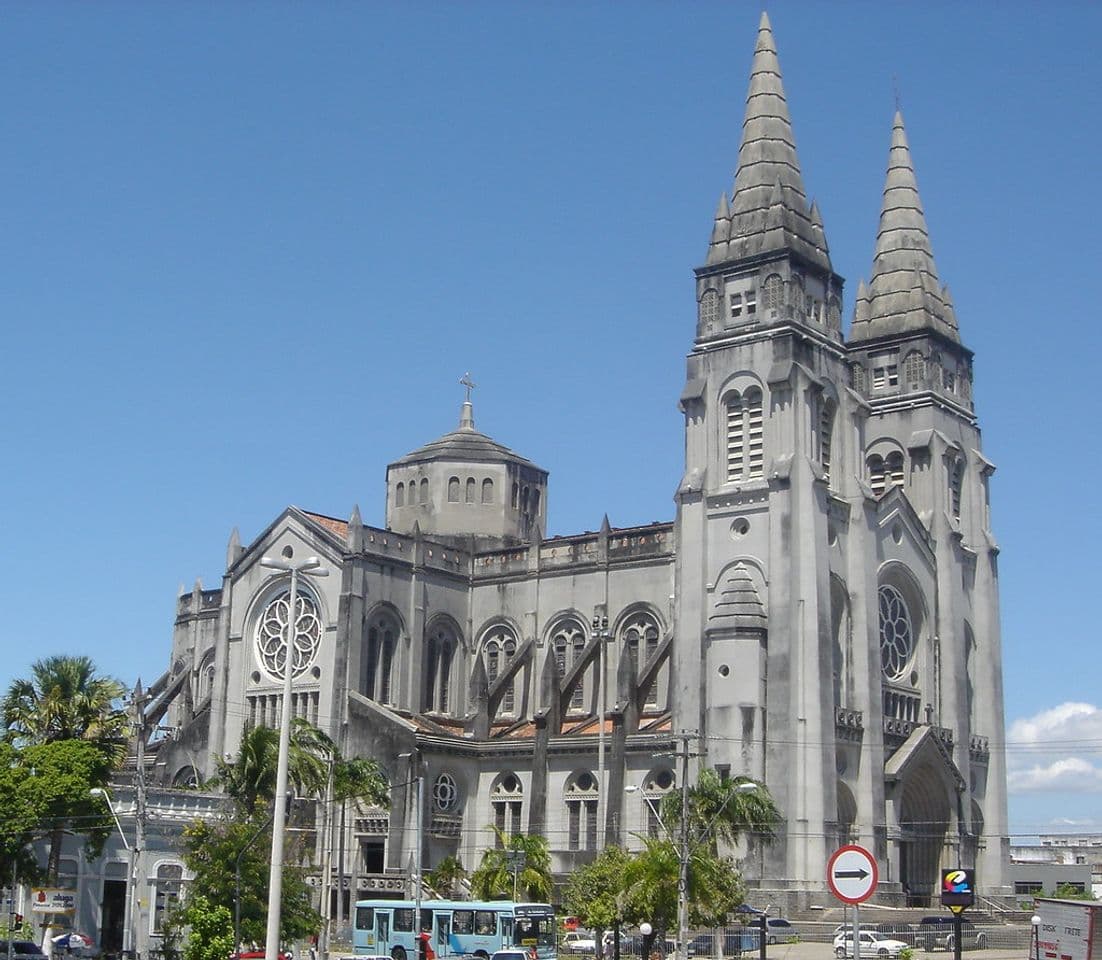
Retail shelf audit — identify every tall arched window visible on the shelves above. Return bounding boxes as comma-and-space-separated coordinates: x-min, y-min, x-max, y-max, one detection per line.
819, 398, 836, 484
396, 482, 405, 507
490, 772, 523, 846
424, 624, 458, 714
639, 768, 675, 840
552, 619, 588, 711
364, 612, 400, 705
725, 387, 764, 482
466, 477, 476, 503
565, 771, 600, 852
879, 583, 914, 682
904, 350, 926, 388
483, 627, 519, 715
698, 289, 720, 334
762, 274, 784, 315
482, 478, 494, 504
886, 451, 905, 490
153, 863, 184, 934
621, 611, 661, 709
867, 454, 886, 496
448, 477, 460, 502
419, 478, 429, 504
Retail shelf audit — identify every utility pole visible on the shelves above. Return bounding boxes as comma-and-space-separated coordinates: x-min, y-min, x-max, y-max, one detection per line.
131, 682, 149, 960
674, 731, 699, 960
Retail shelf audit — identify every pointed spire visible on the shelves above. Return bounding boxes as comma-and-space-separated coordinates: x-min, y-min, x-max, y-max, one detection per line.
707, 12, 829, 270
850, 111, 958, 342
226, 527, 242, 570
348, 504, 364, 552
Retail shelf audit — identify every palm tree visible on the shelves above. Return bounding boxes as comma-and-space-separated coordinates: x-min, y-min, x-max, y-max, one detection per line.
3, 655, 127, 754
214, 719, 334, 812
470, 831, 552, 901
2, 655, 128, 880
661, 770, 782, 852
426, 855, 467, 898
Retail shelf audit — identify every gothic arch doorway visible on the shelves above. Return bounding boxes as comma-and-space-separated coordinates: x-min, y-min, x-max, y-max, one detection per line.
897, 762, 952, 904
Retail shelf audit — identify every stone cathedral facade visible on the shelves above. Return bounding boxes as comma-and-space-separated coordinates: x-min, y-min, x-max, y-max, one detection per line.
152, 14, 1010, 905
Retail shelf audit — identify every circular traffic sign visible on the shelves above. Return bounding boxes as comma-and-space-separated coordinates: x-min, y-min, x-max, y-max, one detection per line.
826, 844, 879, 904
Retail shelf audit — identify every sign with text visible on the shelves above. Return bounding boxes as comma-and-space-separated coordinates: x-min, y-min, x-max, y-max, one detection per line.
31, 889, 76, 914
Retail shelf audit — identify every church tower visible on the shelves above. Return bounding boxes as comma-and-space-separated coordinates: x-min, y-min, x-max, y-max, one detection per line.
674, 12, 849, 883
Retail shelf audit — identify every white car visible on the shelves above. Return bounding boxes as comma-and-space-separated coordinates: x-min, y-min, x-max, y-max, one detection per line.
833, 931, 910, 958
561, 933, 598, 954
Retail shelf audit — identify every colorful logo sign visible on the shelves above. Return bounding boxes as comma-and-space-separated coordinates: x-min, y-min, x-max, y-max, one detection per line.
939, 869, 975, 910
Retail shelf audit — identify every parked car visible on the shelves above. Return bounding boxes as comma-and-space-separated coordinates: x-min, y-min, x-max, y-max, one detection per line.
491, 950, 531, 960
762, 920, 798, 945
916, 917, 988, 952
833, 932, 910, 959
874, 924, 916, 947
561, 932, 598, 954
686, 930, 760, 957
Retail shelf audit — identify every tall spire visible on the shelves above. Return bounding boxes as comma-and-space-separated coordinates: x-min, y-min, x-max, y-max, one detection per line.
706, 12, 830, 270
849, 111, 959, 342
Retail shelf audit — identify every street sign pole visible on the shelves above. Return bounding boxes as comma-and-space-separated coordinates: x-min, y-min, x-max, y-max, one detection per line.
827, 844, 880, 960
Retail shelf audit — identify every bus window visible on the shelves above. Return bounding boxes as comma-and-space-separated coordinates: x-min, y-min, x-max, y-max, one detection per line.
501, 917, 513, 945
355, 907, 374, 932
420, 909, 433, 934
435, 915, 450, 952
453, 910, 473, 935
378, 913, 390, 948
395, 908, 414, 932
475, 911, 496, 936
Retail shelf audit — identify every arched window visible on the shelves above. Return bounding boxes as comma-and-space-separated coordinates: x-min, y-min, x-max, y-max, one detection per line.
639, 768, 675, 840
448, 477, 460, 502
465, 477, 476, 503
424, 623, 459, 714
419, 478, 429, 504
552, 619, 588, 711
153, 863, 184, 934
511, 482, 519, 510
364, 612, 400, 705
827, 296, 841, 328
886, 451, 905, 490
483, 627, 519, 715
621, 611, 661, 709
724, 387, 765, 482
482, 478, 494, 504
396, 482, 405, 507
531, 489, 541, 517
698, 289, 720, 334
879, 583, 914, 681
762, 274, 784, 315
490, 772, 523, 846
819, 398, 836, 484
867, 454, 886, 496
565, 771, 600, 851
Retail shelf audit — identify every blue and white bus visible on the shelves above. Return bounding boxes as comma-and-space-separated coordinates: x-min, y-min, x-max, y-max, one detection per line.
352, 900, 555, 960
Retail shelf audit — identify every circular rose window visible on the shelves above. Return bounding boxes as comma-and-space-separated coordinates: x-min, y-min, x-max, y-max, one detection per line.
256, 590, 322, 681
879, 584, 914, 681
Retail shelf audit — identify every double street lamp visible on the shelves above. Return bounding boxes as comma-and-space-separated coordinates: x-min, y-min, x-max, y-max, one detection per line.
259, 550, 329, 960
625, 778, 760, 960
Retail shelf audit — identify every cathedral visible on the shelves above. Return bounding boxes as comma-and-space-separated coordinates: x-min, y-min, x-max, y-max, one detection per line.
152, 13, 1010, 908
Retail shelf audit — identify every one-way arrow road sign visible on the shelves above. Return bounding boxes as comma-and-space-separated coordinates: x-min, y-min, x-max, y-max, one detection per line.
827, 845, 879, 904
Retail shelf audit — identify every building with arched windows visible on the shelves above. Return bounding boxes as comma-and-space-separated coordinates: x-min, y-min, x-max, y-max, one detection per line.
147, 11, 1009, 917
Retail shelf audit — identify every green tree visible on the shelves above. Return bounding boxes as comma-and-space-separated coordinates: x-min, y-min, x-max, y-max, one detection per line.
214, 719, 334, 813
619, 838, 745, 956
2, 656, 127, 880
470, 831, 553, 901
661, 771, 782, 852
173, 894, 235, 960
562, 846, 633, 935
426, 855, 468, 899
170, 815, 320, 948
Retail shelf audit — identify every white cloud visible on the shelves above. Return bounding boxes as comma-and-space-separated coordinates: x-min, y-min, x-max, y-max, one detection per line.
1006, 702, 1102, 794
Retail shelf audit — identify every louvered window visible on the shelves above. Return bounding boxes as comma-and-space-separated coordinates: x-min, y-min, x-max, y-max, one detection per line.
867, 455, 886, 496
746, 389, 764, 478
762, 274, 784, 314
852, 364, 867, 393
886, 451, 905, 489
904, 351, 926, 387
726, 389, 764, 481
726, 395, 745, 481
950, 458, 965, 520
819, 400, 836, 483
698, 289, 719, 333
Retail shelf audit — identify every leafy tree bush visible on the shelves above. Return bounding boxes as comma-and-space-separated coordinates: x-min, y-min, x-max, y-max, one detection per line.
175, 895, 235, 960
470, 832, 552, 901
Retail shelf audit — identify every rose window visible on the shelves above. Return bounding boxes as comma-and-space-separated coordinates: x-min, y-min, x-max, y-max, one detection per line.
433, 773, 459, 812
256, 590, 322, 681
879, 584, 914, 681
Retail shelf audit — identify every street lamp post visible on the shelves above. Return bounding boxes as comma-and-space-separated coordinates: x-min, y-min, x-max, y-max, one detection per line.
260, 551, 329, 960
90, 788, 135, 959
1031, 915, 1041, 960
625, 778, 760, 960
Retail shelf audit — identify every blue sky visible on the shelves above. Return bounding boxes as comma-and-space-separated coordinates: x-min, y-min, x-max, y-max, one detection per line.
2, 2, 1099, 844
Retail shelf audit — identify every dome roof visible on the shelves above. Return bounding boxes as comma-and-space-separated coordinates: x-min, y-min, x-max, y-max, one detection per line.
390, 400, 544, 472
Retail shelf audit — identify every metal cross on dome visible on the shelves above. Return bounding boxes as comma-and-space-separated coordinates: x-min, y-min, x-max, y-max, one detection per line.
460, 372, 476, 403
